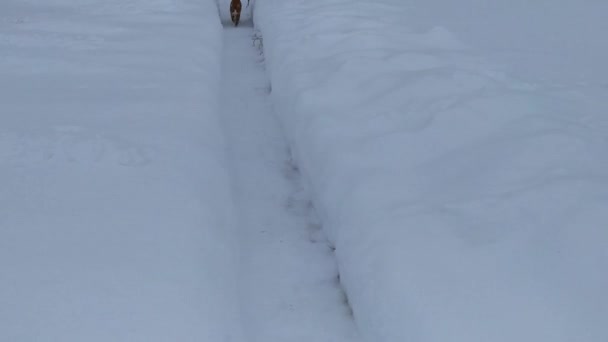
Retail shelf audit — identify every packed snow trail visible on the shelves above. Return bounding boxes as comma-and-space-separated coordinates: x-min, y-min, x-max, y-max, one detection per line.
219, 25, 360, 342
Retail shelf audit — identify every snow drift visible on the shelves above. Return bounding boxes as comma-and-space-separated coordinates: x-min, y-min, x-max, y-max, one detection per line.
0, 1, 243, 341
254, 0, 608, 341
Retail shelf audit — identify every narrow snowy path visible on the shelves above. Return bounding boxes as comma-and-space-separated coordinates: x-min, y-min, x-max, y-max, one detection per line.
220, 25, 359, 342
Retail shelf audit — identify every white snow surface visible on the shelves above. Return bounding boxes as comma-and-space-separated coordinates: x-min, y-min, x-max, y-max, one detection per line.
254, 0, 608, 342
1, 1, 244, 341
220, 25, 359, 342
2, 0, 607, 341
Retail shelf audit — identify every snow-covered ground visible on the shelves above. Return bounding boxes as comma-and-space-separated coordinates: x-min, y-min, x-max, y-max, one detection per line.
254, 0, 608, 341
2, 0, 607, 341
1, 1, 243, 341
220, 25, 359, 342
399, 0, 608, 85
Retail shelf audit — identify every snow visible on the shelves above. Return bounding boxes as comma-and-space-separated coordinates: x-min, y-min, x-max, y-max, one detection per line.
2, 0, 607, 341
253, 0, 608, 341
399, 0, 608, 85
220, 25, 359, 342
1, 1, 243, 341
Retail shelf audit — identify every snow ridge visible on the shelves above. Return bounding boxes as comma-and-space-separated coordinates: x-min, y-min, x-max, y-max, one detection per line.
253, 0, 608, 341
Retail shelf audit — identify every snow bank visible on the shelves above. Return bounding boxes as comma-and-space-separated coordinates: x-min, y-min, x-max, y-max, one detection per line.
254, 0, 608, 341
0, 1, 243, 341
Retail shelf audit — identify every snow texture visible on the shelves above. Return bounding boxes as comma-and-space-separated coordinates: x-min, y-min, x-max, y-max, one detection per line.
254, 0, 608, 341
2, 0, 607, 341
1, 1, 243, 341
220, 25, 359, 342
